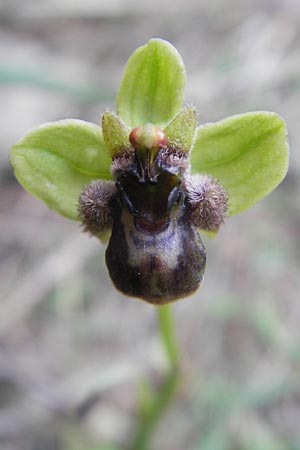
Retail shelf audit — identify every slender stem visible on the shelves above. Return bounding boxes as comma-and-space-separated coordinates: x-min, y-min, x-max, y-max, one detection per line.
157, 304, 180, 367
131, 369, 179, 450
130, 305, 181, 450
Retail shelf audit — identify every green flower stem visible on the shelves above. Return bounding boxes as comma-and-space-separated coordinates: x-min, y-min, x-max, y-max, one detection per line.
130, 306, 180, 450
157, 304, 180, 367
131, 370, 179, 450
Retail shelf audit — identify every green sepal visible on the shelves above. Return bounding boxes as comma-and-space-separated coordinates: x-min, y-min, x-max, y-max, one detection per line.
191, 111, 289, 216
11, 119, 111, 220
164, 106, 197, 152
102, 111, 132, 157
117, 38, 186, 128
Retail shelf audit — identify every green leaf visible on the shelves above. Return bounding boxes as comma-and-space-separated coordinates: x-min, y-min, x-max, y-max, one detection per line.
191, 112, 289, 215
11, 120, 111, 219
164, 106, 197, 153
117, 38, 186, 128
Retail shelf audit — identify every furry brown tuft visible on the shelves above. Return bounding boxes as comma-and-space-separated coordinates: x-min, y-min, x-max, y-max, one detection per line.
185, 174, 228, 231
160, 147, 189, 170
79, 180, 116, 234
110, 150, 135, 177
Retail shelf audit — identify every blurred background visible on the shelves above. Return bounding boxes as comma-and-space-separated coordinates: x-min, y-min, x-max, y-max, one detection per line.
1, 0, 300, 449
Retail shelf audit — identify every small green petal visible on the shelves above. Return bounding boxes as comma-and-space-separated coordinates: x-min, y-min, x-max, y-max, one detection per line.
117, 38, 186, 128
102, 111, 132, 157
11, 120, 111, 219
164, 106, 197, 152
191, 112, 289, 215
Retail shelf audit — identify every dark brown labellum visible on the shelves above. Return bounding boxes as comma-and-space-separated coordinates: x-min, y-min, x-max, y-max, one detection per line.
105, 125, 206, 304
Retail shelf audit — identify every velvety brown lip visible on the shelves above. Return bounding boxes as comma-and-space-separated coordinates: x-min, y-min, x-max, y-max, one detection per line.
134, 216, 169, 233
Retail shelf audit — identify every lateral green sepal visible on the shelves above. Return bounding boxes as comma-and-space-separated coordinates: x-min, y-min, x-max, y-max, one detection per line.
11, 119, 111, 219
191, 111, 289, 215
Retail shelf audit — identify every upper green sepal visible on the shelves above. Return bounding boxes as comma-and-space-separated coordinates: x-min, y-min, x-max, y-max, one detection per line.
190, 111, 289, 216
10, 119, 112, 220
117, 39, 186, 128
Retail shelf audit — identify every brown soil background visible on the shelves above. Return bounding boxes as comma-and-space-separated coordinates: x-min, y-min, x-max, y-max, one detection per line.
1, 1, 300, 449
